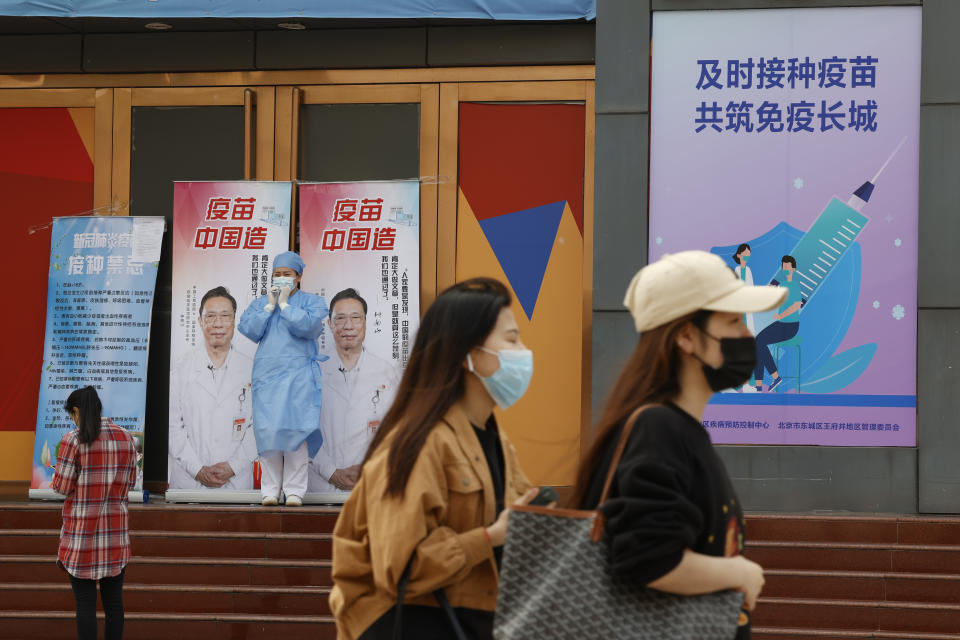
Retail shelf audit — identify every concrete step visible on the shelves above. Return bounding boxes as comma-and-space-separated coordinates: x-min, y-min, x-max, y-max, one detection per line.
0, 503, 341, 534
763, 568, 960, 603
0, 529, 331, 560
5, 506, 957, 639
755, 627, 960, 640
746, 540, 960, 574
0, 611, 336, 640
746, 514, 960, 546
754, 597, 960, 635
0, 583, 331, 616
0, 556, 332, 587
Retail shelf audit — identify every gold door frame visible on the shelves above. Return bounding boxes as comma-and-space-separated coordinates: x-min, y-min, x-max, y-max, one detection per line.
0, 65, 597, 471
0, 89, 107, 482
438, 80, 596, 470
0, 66, 594, 89
0, 88, 111, 212
111, 87, 277, 215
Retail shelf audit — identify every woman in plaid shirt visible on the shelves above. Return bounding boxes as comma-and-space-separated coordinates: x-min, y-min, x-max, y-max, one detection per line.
51, 386, 138, 640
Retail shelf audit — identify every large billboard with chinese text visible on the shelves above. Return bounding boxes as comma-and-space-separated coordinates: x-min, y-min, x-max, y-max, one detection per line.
31, 216, 163, 496
649, 7, 920, 445
299, 180, 418, 497
167, 181, 291, 497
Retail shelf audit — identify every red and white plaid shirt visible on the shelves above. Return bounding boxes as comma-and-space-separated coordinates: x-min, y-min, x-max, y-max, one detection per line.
50, 419, 138, 580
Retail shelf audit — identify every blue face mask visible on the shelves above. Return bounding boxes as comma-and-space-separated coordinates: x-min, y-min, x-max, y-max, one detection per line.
467, 347, 534, 409
272, 276, 296, 290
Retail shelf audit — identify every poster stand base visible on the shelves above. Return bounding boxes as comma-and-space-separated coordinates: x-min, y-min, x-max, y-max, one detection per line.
303, 491, 349, 505
29, 489, 148, 503
164, 490, 348, 505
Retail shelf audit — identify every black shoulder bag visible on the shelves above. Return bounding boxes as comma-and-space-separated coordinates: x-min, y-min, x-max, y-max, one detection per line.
393, 555, 469, 640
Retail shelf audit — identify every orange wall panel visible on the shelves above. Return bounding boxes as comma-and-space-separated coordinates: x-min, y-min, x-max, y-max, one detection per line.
456, 102, 585, 486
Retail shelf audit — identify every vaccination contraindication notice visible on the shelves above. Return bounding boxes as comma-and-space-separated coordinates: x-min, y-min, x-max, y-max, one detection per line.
30, 216, 163, 497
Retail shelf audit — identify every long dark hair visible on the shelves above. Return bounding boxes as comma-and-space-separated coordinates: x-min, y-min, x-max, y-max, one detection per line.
570, 309, 711, 508
364, 277, 512, 497
732, 243, 750, 265
65, 386, 103, 445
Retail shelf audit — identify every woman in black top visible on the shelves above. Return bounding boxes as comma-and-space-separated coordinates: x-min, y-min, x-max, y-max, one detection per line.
572, 250, 787, 639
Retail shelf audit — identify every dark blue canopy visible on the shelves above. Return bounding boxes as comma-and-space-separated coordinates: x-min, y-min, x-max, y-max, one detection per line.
0, 0, 595, 20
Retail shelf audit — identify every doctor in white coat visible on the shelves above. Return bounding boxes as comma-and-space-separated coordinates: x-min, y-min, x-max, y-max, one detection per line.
169, 286, 257, 490
309, 288, 400, 493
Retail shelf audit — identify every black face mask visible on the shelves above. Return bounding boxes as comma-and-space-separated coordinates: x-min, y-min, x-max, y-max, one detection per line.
693, 329, 757, 392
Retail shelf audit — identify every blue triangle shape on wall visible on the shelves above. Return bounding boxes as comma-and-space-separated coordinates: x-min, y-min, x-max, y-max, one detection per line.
478, 200, 566, 320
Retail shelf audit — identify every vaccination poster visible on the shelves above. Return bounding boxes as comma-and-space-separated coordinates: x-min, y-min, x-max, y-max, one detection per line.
31, 216, 163, 496
299, 180, 418, 496
649, 7, 920, 446
168, 181, 291, 498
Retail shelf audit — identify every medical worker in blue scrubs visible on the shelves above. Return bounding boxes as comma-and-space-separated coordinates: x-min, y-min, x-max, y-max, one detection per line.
238, 251, 328, 506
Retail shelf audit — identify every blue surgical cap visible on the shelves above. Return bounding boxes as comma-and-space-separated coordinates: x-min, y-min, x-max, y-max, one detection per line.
273, 251, 305, 274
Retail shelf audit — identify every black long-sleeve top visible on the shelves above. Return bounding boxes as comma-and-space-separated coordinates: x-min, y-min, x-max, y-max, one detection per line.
580, 403, 750, 638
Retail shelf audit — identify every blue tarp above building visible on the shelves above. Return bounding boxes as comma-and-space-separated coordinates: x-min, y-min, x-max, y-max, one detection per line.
0, 1, 595, 20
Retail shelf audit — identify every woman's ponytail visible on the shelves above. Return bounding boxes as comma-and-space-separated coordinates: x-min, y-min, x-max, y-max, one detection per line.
65, 386, 102, 444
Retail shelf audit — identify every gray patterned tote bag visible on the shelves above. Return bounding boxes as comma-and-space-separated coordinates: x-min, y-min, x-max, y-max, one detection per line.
493, 405, 744, 640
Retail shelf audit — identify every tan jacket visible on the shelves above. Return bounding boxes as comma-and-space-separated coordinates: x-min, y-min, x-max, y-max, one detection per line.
330, 403, 533, 640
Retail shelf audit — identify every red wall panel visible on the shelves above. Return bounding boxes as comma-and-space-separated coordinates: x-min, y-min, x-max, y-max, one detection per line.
0, 108, 93, 431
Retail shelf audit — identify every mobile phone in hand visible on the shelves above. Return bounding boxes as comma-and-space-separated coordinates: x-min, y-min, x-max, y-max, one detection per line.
529, 486, 559, 506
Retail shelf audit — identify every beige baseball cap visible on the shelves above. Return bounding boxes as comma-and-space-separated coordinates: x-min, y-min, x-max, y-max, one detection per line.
624, 250, 788, 332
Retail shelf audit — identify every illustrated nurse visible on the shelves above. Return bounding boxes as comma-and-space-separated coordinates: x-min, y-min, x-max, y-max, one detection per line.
732, 244, 756, 333
731, 243, 760, 393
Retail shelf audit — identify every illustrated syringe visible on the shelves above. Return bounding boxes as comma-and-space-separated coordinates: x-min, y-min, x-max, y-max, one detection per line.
773, 137, 906, 307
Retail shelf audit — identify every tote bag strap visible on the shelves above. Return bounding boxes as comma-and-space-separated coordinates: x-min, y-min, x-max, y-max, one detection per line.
589, 404, 658, 542
596, 403, 658, 505
394, 554, 469, 640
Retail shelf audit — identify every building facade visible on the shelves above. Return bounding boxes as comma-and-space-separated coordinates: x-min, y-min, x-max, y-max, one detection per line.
2, 0, 957, 515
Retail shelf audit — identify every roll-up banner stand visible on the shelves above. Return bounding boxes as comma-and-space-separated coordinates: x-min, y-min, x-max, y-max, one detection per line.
30, 215, 164, 502
166, 180, 419, 504
298, 180, 420, 504
166, 181, 292, 504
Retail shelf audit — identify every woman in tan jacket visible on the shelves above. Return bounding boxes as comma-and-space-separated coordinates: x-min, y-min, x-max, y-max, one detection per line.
331, 277, 538, 640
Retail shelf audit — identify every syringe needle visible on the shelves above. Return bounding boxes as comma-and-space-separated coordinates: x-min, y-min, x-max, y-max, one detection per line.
871, 136, 907, 184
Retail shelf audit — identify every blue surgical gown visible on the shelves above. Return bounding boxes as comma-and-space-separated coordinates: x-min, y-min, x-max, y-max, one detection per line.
238, 290, 328, 456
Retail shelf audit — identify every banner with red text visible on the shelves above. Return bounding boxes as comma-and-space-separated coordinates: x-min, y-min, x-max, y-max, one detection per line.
167, 181, 291, 500
299, 181, 419, 500
299, 180, 420, 366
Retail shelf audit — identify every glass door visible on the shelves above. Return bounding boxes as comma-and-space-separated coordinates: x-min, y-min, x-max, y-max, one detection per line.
113, 87, 274, 484
286, 84, 440, 307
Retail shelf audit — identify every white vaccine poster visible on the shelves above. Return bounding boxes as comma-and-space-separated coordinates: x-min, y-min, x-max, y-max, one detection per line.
650, 7, 920, 446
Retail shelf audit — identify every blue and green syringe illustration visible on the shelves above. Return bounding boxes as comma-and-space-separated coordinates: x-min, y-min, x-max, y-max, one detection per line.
772, 136, 907, 306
